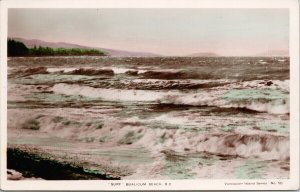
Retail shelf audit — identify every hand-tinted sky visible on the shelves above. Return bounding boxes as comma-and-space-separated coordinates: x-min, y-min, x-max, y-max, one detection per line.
8, 9, 289, 56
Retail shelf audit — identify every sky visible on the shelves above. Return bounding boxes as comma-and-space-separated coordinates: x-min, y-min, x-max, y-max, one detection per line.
8, 9, 289, 56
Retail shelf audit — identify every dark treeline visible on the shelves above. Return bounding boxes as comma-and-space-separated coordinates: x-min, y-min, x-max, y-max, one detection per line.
8, 39, 29, 56
8, 39, 107, 57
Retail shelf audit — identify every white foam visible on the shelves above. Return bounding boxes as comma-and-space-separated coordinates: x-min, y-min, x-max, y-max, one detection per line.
278, 59, 287, 62
47, 67, 78, 73
135, 126, 289, 161
52, 83, 289, 114
104, 67, 131, 74
47, 67, 149, 75
224, 101, 289, 115
239, 80, 289, 92
137, 70, 147, 74
52, 83, 179, 102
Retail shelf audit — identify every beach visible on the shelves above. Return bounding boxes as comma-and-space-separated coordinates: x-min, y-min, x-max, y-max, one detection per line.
7, 56, 290, 179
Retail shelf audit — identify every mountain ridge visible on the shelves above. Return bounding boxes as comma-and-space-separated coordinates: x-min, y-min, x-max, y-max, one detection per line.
11, 37, 162, 57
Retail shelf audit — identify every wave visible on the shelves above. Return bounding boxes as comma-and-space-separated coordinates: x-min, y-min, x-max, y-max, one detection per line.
140, 70, 199, 79
221, 101, 289, 115
20, 66, 291, 87
157, 95, 289, 115
30, 111, 289, 161
46, 67, 145, 75
65, 68, 113, 76
45, 67, 216, 79
52, 83, 170, 102
19, 67, 290, 90
46, 67, 78, 73
151, 132, 289, 161
119, 79, 289, 91
12, 67, 49, 77
103, 79, 289, 91
119, 113, 289, 161
236, 80, 289, 92
14, 67, 113, 77
52, 83, 289, 114
119, 79, 236, 90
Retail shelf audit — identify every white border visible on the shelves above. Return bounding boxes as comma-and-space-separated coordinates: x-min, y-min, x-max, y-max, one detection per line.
0, 0, 299, 190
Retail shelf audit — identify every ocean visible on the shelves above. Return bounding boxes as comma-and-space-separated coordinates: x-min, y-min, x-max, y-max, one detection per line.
7, 56, 290, 179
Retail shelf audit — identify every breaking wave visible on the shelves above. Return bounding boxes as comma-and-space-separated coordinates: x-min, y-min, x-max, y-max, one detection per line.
150, 132, 290, 161
46, 67, 145, 75
117, 79, 289, 91
44, 67, 215, 79
52, 83, 289, 114
32, 110, 289, 161
118, 79, 236, 90
47, 67, 114, 76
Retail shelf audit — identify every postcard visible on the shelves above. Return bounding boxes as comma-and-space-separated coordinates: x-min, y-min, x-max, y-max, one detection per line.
0, 0, 299, 190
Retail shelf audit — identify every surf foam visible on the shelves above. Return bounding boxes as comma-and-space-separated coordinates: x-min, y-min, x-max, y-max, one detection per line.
52, 83, 289, 114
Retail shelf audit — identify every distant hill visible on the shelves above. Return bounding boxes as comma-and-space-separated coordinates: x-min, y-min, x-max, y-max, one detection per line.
256, 50, 289, 57
11, 37, 162, 57
187, 52, 220, 57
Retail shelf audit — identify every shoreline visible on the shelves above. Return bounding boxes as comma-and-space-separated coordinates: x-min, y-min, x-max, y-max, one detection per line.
7, 145, 121, 180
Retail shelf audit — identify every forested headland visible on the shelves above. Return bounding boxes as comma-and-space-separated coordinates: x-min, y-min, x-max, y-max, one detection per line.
8, 39, 107, 57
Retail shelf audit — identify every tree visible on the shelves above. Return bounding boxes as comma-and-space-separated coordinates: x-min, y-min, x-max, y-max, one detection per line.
7, 39, 29, 56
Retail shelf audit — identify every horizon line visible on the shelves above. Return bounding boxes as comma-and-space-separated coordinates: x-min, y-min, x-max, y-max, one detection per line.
8, 36, 289, 57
